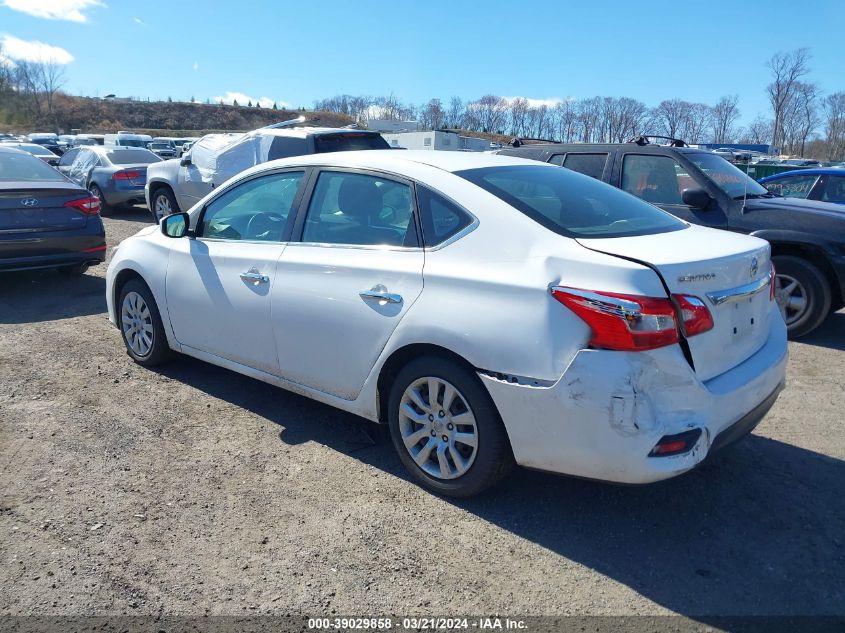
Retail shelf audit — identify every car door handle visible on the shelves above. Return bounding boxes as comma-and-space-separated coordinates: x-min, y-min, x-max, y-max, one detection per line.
240, 270, 270, 284
359, 286, 402, 304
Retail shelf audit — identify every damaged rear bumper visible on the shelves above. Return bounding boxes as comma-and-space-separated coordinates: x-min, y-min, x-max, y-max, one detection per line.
479, 312, 788, 484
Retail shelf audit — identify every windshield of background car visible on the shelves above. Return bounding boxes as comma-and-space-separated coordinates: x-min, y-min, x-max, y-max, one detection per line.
314, 133, 390, 153
0, 151, 67, 181
456, 165, 687, 238
106, 150, 161, 165
687, 152, 768, 198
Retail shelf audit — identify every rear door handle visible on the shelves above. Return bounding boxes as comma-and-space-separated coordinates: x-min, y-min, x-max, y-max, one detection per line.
359, 285, 402, 304
240, 268, 269, 285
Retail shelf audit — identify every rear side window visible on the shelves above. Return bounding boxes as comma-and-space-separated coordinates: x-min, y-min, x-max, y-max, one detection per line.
562, 153, 608, 180
416, 186, 473, 246
314, 133, 390, 153
456, 165, 685, 238
268, 136, 308, 160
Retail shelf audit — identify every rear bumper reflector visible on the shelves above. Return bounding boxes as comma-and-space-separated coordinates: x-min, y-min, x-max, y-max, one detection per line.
82, 244, 107, 253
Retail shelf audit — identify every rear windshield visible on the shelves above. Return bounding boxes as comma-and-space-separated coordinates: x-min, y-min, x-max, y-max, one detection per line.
106, 150, 161, 165
116, 139, 146, 147
0, 151, 66, 181
314, 133, 390, 153
456, 165, 687, 238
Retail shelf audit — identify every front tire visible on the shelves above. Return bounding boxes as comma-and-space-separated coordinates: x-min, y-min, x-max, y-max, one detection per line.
387, 356, 513, 498
772, 255, 831, 338
117, 279, 170, 366
151, 187, 179, 223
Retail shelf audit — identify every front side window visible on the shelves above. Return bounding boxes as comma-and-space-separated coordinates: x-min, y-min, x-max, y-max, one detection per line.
764, 174, 819, 199
562, 153, 608, 180
457, 165, 685, 238
687, 152, 768, 198
301, 171, 416, 247
416, 186, 473, 246
621, 155, 691, 205
821, 175, 845, 203
200, 171, 304, 241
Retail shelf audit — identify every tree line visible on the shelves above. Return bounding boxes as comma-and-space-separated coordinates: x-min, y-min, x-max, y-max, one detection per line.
2, 44, 843, 160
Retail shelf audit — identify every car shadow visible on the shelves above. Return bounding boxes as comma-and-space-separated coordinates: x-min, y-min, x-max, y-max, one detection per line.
797, 311, 845, 351
0, 268, 106, 324
108, 206, 154, 224
152, 355, 845, 618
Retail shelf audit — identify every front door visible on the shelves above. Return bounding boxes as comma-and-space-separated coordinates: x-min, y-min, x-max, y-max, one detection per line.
165, 169, 306, 374
272, 169, 425, 400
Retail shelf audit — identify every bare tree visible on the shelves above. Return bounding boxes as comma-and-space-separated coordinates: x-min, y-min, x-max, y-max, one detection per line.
740, 115, 774, 145
781, 82, 819, 156
470, 94, 508, 133
445, 97, 464, 129
420, 98, 445, 130
653, 99, 692, 139
766, 48, 811, 151
508, 97, 529, 137
822, 92, 845, 160
711, 95, 740, 144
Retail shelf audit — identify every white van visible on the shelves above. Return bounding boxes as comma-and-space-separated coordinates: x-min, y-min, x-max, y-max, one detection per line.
104, 132, 153, 148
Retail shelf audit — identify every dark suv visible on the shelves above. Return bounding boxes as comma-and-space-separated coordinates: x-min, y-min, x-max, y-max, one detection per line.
499, 137, 845, 338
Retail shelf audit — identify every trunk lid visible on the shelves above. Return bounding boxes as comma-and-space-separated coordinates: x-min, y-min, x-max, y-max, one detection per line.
112, 164, 149, 187
577, 226, 774, 381
0, 184, 90, 233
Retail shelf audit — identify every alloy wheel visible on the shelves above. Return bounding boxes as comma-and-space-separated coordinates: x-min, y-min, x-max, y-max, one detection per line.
775, 273, 809, 325
121, 291, 154, 357
153, 194, 172, 221
398, 377, 478, 480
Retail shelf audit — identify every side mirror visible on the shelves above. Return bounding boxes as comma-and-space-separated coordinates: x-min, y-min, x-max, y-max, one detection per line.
161, 212, 190, 238
681, 187, 711, 209
180, 155, 191, 167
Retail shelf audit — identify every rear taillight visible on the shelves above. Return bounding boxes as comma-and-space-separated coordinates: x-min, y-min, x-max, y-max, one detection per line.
112, 170, 141, 180
673, 294, 714, 337
648, 429, 702, 457
551, 286, 713, 352
769, 261, 776, 301
64, 196, 101, 216
551, 287, 679, 351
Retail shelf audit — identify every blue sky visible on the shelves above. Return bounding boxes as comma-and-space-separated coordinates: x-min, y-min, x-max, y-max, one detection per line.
1, 0, 843, 124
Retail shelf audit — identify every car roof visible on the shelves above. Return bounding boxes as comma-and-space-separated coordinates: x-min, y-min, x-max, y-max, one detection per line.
260, 149, 545, 174
499, 142, 704, 154
760, 168, 844, 180
257, 126, 383, 139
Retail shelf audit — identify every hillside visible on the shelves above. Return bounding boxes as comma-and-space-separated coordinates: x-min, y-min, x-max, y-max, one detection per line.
0, 95, 356, 135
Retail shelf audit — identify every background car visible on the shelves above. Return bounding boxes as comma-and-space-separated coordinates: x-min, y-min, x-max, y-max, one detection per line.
0, 146, 105, 275
149, 139, 178, 158
146, 125, 390, 221
759, 168, 845, 204
498, 138, 845, 338
57, 146, 162, 215
0, 142, 61, 165
108, 150, 787, 497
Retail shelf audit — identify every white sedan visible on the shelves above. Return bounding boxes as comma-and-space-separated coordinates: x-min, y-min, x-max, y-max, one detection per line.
106, 151, 787, 497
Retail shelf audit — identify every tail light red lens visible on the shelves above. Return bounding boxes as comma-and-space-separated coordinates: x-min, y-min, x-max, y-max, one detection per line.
673, 294, 714, 337
64, 196, 101, 216
112, 170, 141, 180
551, 286, 714, 352
551, 287, 679, 351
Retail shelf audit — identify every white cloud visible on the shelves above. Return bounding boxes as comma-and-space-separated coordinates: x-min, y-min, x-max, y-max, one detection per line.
192, 61, 198, 71
213, 91, 289, 109
133, 16, 146, 26
502, 96, 565, 109
0, 34, 74, 64
2, 0, 105, 23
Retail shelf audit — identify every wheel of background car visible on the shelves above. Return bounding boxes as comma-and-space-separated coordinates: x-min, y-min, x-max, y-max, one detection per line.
245, 212, 283, 240
772, 255, 832, 338
118, 279, 171, 366
387, 355, 514, 497
89, 184, 111, 216
152, 188, 179, 223
57, 263, 89, 276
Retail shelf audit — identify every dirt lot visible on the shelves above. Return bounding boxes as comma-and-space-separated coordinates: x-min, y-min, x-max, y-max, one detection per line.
1, 208, 844, 621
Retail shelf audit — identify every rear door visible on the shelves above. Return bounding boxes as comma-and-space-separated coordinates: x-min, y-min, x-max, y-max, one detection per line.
272, 168, 424, 399
619, 153, 728, 229
578, 227, 774, 381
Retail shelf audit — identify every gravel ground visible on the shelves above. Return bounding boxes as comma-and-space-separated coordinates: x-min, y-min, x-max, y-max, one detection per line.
1, 207, 844, 621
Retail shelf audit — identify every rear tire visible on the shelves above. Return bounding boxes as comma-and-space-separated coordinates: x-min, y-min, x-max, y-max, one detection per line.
387, 356, 513, 498
117, 279, 170, 366
58, 263, 89, 276
89, 184, 111, 217
772, 255, 831, 338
